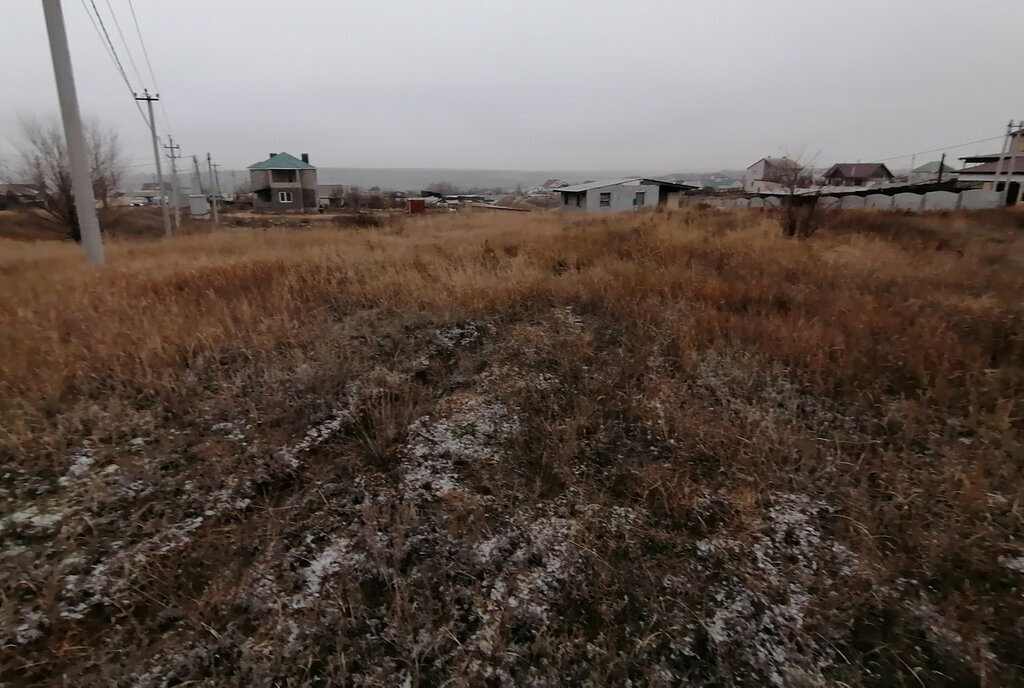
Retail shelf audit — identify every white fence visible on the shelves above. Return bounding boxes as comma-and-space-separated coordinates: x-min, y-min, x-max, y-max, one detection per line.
700, 189, 1003, 212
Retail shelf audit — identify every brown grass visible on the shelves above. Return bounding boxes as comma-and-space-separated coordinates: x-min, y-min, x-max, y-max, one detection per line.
1, 207, 1023, 686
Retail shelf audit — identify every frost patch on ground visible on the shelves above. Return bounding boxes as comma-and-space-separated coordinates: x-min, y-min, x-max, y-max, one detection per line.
552, 305, 584, 333
403, 393, 518, 497
1001, 555, 1024, 574
463, 514, 583, 667
0, 503, 73, 535
696, 492, 859, 686
690, 351, 860, 439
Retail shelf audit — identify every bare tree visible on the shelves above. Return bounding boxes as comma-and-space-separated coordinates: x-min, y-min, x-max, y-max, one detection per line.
425, 181, 459, 196
775, 155, 823, 238
344, 185, 365, 209
328, 185, 344, 208
9, 116, 125, 241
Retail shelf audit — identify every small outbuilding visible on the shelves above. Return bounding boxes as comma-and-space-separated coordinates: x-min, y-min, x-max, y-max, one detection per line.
554, 177, 697, 212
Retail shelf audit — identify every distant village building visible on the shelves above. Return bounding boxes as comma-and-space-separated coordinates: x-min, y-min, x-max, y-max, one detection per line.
0, 184, 39, 209
822, 163, 894, 187
700, 178, 744, 192
318, 184, 345, 209
957, 126, 1024, 205
528, 179, 569, 195
554, 178, 697, 212
248, 152, 318, 213
743, 157, 807, 192
909, 160, 957, 183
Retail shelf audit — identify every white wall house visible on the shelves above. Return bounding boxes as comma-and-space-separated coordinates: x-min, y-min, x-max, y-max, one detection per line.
744, 157, 806, 192
555, 178, 697, 212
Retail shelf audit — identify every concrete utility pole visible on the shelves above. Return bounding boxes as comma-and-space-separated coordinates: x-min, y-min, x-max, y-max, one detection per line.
995, 121, 1021, 204
136, 90, 172, 237
207, 153, 219, 224
42, 0, 103, 265
163, 136, 181, 229
212, 162, 222, 202
990, 121, 1013, 204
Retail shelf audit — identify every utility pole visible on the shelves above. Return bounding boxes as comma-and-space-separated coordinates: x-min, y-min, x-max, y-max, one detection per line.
192, 155, 203, 192
136, 89, 172, 237
163, 136, 181, 230
990, 121, 1013, 204
191, 155, 206, 219
212, 162, 222, 203
1002, 122, 1021, 205
207, 153, 219, 224
41, 0, 103, 265
936, 153, 946, 184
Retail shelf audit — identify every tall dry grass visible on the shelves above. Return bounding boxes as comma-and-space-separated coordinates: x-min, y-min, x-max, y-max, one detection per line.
1, 207, 1023, 685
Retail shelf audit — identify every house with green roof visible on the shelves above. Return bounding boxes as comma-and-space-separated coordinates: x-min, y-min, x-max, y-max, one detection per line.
248, 152, 319, 213
909, 160, 957, 183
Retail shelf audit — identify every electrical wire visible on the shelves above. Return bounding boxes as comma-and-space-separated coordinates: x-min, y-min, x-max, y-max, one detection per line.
870, 135, 1005, 164
103, 0, 146, 88
127, 0, 173, 138
86, 0, 133, 93
77, 0, 150, 127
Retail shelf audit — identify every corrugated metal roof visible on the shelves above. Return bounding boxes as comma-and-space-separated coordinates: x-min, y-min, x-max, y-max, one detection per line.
554, 178, 636, 193
248, 152, 316, 170
958, 155, 1024, 174
824, 163, 893, 179
747, 157, 803, 170
554, 177, 697, 193
912, 161, 957, 174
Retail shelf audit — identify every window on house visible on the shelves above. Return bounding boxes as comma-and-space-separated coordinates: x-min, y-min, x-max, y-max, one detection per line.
271, 169, 296, 183
563, 194, 569, 205
599, 192, 611, 207
278, 191, 293, 203
634, 191, 646, 206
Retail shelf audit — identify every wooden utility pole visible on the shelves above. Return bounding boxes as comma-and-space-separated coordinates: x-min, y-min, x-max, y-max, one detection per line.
42, 0, 103, 265
136, 90, 172, 237
206, 153, 219, 224
936, 153, 946, 184
163, 136, 182, 230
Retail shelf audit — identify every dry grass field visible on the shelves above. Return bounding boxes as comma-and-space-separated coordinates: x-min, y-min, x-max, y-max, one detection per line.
1, 207, 1023, 686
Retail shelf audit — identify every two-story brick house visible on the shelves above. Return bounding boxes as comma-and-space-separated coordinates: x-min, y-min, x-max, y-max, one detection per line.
248, 152, 318, 213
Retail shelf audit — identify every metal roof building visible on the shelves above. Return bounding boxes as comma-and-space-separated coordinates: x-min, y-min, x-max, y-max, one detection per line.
554, 177, 697, 212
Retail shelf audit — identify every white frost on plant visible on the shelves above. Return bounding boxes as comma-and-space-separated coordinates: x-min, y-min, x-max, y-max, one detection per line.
1, 504, 72, 534
402, 394, 518, 497
57, 447, 96, 487
697, 492, 857, 686
1001, 555, 1024, 574
552, 305, 584, 333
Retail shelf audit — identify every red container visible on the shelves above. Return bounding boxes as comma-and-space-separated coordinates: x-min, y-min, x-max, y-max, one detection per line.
406, 198, 426, 214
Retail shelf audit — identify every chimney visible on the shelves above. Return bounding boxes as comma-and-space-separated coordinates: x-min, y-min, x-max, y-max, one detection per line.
301, 153, 309, 163
268, 153, 276, 159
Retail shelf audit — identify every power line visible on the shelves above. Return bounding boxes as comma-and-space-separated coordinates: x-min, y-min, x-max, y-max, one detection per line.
127, 0, 173, 138
103, 0, 146, 88
77, 0, 118, 76
86, 0, 133, 92
870, 134, 1005, 164
77, 0, 149, 128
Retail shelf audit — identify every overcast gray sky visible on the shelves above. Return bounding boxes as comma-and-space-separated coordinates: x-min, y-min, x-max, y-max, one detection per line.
2, 0, 1022, 175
